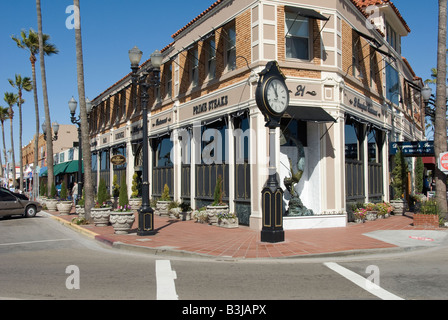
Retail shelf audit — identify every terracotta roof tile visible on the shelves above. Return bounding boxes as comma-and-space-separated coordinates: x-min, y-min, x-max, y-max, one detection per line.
355, 0, 411, 33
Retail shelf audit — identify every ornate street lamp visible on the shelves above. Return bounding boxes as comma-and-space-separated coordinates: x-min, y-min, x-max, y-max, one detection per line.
42, 121, 59, 141
129, 46, 162, 236
68, 96, 92, 203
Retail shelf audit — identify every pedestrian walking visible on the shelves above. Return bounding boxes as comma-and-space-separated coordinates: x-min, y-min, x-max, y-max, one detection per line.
72, 182, 79, 205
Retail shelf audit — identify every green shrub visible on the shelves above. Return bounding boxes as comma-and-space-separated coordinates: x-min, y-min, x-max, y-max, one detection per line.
119, 175, 129, 207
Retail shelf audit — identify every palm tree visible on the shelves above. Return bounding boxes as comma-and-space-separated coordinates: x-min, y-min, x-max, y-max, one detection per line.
36, 0, 56, 196
3, 92, 18, 188
434, 0, 448, 221
73, 0, 94, 221
0, 107, 9, 185
11, 29, 58, 197
9, 75, 32, 192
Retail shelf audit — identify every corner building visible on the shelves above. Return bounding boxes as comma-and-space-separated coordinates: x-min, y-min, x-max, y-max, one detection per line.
90, 0, 425, 230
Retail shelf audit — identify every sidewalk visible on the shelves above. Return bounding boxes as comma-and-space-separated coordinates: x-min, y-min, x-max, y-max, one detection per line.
44, 209, 448, 260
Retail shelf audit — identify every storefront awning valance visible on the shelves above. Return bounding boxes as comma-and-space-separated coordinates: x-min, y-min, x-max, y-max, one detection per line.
284, 106, 336, 123
65, 160, 84, 174
39, 161, 84, 177
285, 6, 329, 21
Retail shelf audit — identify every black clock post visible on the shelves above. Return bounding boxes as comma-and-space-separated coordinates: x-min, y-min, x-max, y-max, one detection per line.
255, 61, 289, 243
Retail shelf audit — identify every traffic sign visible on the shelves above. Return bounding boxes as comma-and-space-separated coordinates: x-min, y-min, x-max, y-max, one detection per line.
438, 152, 448, 173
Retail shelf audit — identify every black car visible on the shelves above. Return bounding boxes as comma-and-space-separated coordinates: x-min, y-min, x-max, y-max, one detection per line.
0, 188, 42, 218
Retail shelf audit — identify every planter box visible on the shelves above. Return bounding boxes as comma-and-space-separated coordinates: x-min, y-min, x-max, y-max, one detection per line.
91, 207, 112, 227
366, 211, 378, 221
57, 201, 73, 215
45, 199, 58, 211
391, 199, 406, 215
414, 213, 440, 228
155, 201, 170, 216
129, 198, 142, 211
206, 205, 229, 226
218, 217, 239, 228
109, 211, 135, 234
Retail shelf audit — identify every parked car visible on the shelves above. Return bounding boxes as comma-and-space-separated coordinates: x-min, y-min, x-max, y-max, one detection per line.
0, 187, 42, 218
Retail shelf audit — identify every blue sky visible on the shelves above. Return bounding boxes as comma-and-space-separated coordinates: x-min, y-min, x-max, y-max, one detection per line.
0, 0, 441, 160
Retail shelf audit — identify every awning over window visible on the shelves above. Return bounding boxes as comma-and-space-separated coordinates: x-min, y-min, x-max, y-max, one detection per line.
284, 106, 336, 123
285, 6, 329, 21
39, 161, 84, 177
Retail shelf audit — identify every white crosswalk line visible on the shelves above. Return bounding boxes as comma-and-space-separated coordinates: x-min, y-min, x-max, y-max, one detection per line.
324, 262, 404, 300
156, 260, 178, 300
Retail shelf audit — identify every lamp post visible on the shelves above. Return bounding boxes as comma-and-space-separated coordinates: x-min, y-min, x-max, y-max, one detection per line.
68, 97, 92, 202
129, 46, 163, 236
42, 121, 60, 141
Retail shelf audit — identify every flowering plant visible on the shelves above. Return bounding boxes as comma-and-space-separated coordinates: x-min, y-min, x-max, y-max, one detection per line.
216, 212, 237, 220
375, 202, 394, 216
94, 201, 109, 208
354, 208, 367, 220
364, 203, 376, 211
115, 204, 132, 212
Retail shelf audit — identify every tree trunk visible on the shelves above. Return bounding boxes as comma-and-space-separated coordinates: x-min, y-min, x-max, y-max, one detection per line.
9, 107, 16, 189
1, 123, 8, 186
18, 93, 24, 192
36, 0, 54, 195
30, 56, 40, 200
73, 0, 94, 222
435, 0, 448, 220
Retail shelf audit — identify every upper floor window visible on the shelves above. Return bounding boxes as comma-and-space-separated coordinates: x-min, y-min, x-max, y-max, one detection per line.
208, 39, 216, 80
285, 12, 310, 60
386, 62, 400, 105
386, 23, 400, 52
190, 47, 199, 87
226, 26, 236, 71
165, 63, 172, 98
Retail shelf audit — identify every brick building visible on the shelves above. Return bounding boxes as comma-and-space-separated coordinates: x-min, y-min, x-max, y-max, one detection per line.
90, 0, 425, 230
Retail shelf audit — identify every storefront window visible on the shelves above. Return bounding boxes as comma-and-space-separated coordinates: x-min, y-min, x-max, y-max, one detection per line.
154, 137, 173, 168
345, 123, 359, 160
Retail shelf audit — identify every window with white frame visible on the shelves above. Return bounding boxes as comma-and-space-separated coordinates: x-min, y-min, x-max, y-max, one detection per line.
190, 47, 199, 87
285, 11, 310, 60
386, 62, 400, 105
208, 39, 216, 80
386, 23, 400, 53
166, 63, 172, 98
226, 26, 236, 71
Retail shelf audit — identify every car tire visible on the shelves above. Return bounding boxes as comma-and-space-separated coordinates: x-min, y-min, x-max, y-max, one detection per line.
25, 205, 37, 218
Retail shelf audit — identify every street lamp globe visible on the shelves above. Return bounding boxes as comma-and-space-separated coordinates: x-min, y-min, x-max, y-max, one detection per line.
421, 84, 432, 103
68, 97, 78, 115
129, 46, 143, 68
150, 50, 163, 69
52, 122, 60, 135
86, 98, 93, 114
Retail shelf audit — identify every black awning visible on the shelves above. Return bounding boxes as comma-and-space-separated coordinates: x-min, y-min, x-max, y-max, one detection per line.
284, 106, 336, 123
286, 6, 329, 21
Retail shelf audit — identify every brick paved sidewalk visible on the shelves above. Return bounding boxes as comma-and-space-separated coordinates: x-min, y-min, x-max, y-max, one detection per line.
45, 208, 446, 259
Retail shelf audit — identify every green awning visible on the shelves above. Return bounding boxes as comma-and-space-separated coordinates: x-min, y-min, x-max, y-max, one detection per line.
53, 162, 70, 176
65, 160, 84, 174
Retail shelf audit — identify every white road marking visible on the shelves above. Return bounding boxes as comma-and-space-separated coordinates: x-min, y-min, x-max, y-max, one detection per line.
0, 239, 72, 246
156, 260, 178, 300
324, 262, 404, 300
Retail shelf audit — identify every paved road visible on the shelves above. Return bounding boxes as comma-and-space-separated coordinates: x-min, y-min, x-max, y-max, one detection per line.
1, 213, 447, 302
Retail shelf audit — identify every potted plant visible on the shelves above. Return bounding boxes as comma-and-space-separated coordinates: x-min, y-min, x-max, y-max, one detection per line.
217, 212, 239, 228
390, 149, 408, 215
364, 202, 377, 221
155, 184, 171, 216
375, 202, 393, 219
414, 199, 441, 228
75, 189, 85, 217
45, 183, 59, 211
179, 202, 192, 221
91, 178, 112, 227
56, 181, 73, 215
206, 175, 229, 226
112, 174, 120, 209
39, 182, 48, 206
353, 207, 366, 223
110, 175, 135, 234
129, 173, 142, 210
169, 201, 181, 219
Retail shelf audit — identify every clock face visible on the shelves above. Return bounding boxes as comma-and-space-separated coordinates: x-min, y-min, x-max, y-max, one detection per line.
265, 78, 289, 114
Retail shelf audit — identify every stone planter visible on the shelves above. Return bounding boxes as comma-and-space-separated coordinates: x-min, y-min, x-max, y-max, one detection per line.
75, 205, 85, 218
45, 199, 58, 211
109, 211, 136, 234
391, 199, 406, 215
57, 201, 73, 215
413, 213, 440, 228
39, 197, 48, 206
91, 207, 112, 227
218, 217, 239, 228
354, 218, 365, 224
365, 211, 378, 221
206, 205, 229, 226
180, 211, 191, 221
156, 201, 170, 216
129, 197, 142, 210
